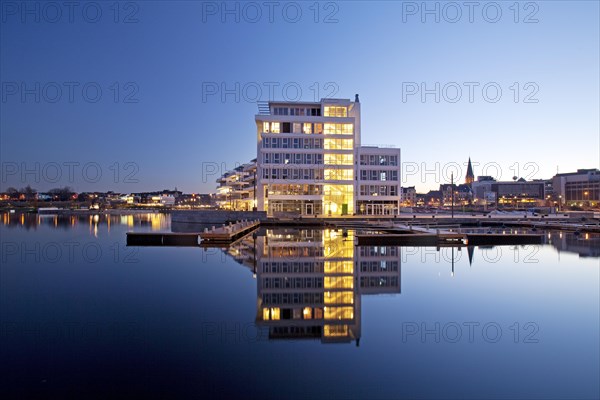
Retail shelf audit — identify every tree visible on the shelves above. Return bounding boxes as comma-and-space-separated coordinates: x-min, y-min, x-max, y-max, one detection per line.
49, 186, 74, 201
20, 185, 37, 200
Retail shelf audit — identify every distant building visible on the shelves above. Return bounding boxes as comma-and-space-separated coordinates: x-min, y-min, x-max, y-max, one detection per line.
401, 186, 417, 206
439, 183, 472, 205
465, 157, 474, 185
552, 169, 600, 207
471, 177, 545, 207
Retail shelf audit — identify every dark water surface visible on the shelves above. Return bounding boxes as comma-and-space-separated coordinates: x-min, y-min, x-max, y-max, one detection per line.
1, 213, 598, 399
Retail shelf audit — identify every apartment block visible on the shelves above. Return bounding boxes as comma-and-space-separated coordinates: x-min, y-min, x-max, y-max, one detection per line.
255, 96, 400, 217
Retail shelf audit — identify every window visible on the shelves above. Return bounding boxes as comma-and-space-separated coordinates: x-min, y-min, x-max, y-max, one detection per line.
263, 122, 270, 133
324, 154, 353, 165
324, 106, 348, 117
324, 138, 353, 150
314, 123, 323, 134
324, 123, 353, 135
271, 122, 280, 133
282, 122, 291, 133
293, 123, 302, 133
303, 123, 312, 134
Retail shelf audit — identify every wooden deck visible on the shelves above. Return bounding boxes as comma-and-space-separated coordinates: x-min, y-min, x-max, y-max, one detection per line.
126, 219, 260, 246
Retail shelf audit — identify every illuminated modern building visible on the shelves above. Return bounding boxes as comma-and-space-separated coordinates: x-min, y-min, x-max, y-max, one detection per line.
255, 96, 400, 216
215, 160, 257, 210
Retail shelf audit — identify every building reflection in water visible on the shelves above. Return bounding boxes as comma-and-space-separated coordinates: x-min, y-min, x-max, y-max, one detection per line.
544, 230, 600, 258
227, 228, 401, 345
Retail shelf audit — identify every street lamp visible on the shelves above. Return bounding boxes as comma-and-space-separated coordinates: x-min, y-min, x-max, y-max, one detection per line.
558, 195, 562, 212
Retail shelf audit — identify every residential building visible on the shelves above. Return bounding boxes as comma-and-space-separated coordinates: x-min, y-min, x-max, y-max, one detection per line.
215, 160, 257, 211
255, 95, 400, 217
356, 146, 400, 215
401, 186, 417, 206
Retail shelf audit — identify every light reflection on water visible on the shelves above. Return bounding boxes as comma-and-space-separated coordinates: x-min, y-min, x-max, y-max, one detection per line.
1, 211, 171, 232
1, 212, 598, 398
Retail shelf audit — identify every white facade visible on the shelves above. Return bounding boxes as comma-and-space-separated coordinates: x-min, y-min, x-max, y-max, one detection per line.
256, 96, 400, 217
256, 97, 360, 217
356, 146, 401, 215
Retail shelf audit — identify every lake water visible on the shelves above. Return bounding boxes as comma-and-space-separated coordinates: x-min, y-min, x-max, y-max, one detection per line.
1, 213, 599, 399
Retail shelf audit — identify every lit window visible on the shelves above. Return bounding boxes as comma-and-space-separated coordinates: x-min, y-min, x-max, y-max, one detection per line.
303, 123, 312, 134
324, 106, 348, 117
263, 122, 270, 133
324, 325, 349, 337
270, 307, 280, 320
271, 122, 280, 133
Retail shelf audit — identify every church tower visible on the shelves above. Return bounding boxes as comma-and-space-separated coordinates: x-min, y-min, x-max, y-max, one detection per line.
465, 157, 474, 185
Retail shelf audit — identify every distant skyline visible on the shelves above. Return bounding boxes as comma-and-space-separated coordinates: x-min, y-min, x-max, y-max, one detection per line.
2, 1, 599, 194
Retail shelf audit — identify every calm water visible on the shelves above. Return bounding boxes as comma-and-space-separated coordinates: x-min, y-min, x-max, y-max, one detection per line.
1, 213, 599, 399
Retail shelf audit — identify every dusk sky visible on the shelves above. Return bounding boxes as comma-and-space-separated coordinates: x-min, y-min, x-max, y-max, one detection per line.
1, 1, 599, 194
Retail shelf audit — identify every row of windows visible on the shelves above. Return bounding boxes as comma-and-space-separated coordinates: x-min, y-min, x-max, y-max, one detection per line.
263, 137, 324, 149
359, 246, 399, 257
262, 168, 324, 181
262, 277, 324, 289
267, 247, 324, 258
262, 261, 324, 274
267, 184, 322, 196
359, 261, 399, 272
359, 170, 399, 181
324, 123, 353, 135
360, 276, 399, 288
360, 154, 399, 166
324, 168, 354, 181
263, 153, 324, 165
325, 154, 353, 165
324, 106, 348, 117
273, 107, 321, 116
262, 292, 324, 305
265, 230, 319, 243
263, 122, 353, 135
564, 182, 599, 201
359, 184, 399, 196
324, 138, 354, 150
264, 122, 323, 134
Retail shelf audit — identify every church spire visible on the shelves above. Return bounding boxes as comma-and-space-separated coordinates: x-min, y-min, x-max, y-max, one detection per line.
465, 157, 474, 184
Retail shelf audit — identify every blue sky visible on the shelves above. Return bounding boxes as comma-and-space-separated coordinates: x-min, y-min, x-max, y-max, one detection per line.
1, 1, 599, 193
